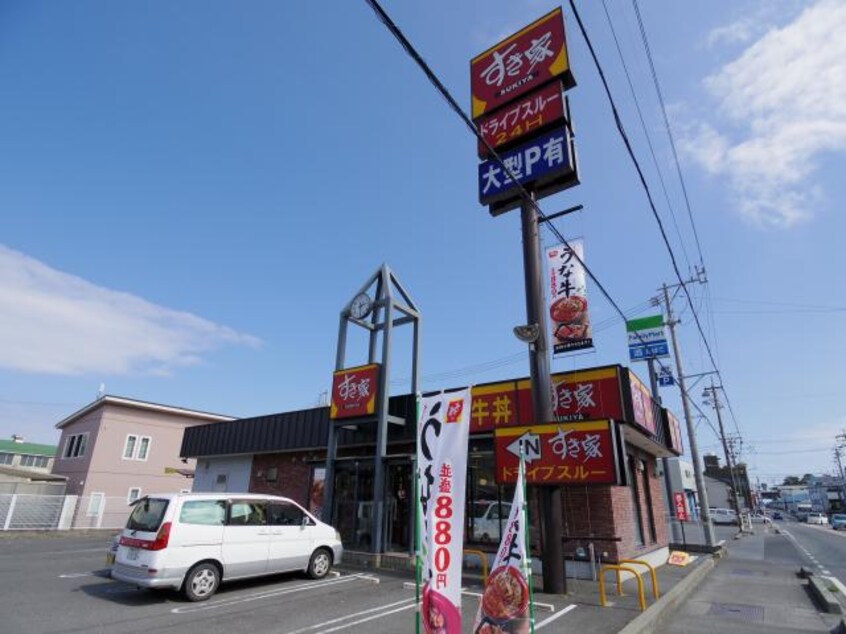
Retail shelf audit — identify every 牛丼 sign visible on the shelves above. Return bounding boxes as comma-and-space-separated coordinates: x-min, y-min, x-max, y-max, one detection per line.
494, 420, 622, 485
627, 315, 670, 361
330, 363, 379, 419
471, 7, 575, 119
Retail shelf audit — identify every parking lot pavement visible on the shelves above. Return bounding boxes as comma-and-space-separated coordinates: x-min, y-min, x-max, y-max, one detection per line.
3, 534, 581, 633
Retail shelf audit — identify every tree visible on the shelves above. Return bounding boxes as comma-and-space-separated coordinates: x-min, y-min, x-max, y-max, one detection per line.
782, 476, 801, 486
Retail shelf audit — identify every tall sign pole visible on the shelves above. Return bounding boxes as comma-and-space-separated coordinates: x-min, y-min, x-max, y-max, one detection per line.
521, 193, 565, 594
662, 283, 716, 547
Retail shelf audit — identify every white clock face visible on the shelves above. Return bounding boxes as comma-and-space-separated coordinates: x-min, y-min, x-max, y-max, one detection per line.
350, 293, 373, 319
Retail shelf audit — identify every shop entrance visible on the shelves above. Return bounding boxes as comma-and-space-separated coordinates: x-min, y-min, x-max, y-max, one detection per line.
330, 458, 413, 553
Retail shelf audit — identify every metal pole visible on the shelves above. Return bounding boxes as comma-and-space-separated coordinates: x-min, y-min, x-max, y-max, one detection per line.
372, 300, 393, 554
662, 284, 715, 547
708, 380, 743, 523
324, 317, 349, 525
520, 194, 565, 594
647, 358, 682, 544
836, 433, 846, 512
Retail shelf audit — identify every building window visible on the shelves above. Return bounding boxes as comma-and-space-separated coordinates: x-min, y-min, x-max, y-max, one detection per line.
0, 452, 13, 465
63, 433, 88, 459
137, 437, 151, 461
20, 455, 50, 469
127, 487, 142, 504
123, 435, 138, 460
87, 492, 104, 517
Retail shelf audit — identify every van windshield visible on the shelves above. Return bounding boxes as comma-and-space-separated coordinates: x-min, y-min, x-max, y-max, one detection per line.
126, 497, 169, 532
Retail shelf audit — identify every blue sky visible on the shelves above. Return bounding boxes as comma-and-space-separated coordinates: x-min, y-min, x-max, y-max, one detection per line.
0, 0, 844, 485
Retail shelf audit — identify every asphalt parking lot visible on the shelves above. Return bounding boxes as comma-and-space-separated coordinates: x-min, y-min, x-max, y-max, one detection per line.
1, 533, 579, 634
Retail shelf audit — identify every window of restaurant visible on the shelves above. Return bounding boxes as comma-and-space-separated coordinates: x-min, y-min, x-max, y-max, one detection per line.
641, 458, 657, 543
627, 454, 645, 547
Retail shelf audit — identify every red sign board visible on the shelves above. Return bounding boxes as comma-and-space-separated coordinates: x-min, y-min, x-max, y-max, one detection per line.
673, 492, 689, 521
329, 363, 379, 420
476, 81, 566, 158
470, 367, 625, 432
666, 410, 684, 455
494, 420, 621, 485
471, 7, 575, 120
628, 370, 658, 436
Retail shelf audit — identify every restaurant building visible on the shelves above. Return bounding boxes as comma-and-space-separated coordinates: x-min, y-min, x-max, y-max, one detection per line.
181, 364, 683, 575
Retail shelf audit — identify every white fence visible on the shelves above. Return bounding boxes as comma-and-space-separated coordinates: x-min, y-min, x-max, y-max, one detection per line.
0, 494, 134, 531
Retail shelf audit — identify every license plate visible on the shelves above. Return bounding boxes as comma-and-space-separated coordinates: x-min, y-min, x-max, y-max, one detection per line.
127, 548, 139, 561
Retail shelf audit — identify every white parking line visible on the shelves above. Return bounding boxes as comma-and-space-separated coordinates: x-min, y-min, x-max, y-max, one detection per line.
285, 599, 417, 634
822, 570, 832, 575
315, 604, 417, 633
171, 574, 374, 614
58, 572, 94, 578
536, 604, 578, 629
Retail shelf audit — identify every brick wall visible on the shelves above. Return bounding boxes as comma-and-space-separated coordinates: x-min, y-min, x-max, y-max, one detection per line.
249, 452, 313, 509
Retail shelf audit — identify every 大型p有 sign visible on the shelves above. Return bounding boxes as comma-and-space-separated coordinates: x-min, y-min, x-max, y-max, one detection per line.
478, 125, 578, 214
471, 7, 575, 120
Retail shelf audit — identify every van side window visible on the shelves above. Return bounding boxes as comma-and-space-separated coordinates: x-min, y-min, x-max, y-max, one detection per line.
180, 500, 226, 525
268, 502, 305, 526
228, 501, 267, 526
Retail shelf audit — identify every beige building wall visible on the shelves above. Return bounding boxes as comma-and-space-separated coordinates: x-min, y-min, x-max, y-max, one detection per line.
52, 410, 104, 496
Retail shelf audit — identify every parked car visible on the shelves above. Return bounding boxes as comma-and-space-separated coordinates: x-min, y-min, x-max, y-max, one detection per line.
470, 501, 512, 542
111, 493, 343, 601
806, 512, 828, 525
710, 508, 738, 525
831, 514, 846, 530
772, 511, 784, 520
750, 513, 772, 524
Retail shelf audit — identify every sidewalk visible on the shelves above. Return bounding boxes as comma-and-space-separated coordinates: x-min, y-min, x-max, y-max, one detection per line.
655, 526, 839, 633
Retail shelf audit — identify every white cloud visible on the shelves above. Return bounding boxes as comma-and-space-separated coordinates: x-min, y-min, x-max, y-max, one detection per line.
683, 0, 846, 227
706, 18, 758, 48
0, 245, 260, 376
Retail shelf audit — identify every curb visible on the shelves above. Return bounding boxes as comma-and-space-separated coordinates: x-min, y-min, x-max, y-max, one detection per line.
617, 554, 719, 634
809, 576, 844, 614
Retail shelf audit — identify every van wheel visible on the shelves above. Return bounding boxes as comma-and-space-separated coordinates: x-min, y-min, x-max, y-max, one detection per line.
183, 563, 220, 602
307, 549, 332, 579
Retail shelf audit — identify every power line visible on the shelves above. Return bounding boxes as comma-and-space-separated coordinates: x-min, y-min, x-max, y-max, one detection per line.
566, 0, 742, 440
363, 0, 724, 448
599, 0, 692, 273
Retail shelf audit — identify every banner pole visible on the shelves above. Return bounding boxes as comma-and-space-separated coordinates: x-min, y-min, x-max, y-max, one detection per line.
414, 394, 422, 634
521, 450, 537, 634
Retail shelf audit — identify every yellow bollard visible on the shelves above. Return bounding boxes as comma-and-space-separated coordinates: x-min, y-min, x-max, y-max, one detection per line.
620, 559, 660, 600
599, 565, 647, 611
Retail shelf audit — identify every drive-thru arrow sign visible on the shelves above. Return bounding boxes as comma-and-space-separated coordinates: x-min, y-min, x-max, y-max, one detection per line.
506, 431, 542, 463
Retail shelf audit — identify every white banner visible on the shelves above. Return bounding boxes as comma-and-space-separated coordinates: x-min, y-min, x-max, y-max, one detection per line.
417, 388, 472, 634
547, 240, 594, 355
473, 460, 532, 633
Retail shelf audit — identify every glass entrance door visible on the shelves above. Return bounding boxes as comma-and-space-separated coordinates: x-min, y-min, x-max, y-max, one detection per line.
331, 461, 374, 550
383, 460, 412, 553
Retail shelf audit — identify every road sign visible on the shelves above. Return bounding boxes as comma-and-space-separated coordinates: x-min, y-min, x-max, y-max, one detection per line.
658, 366, 675, 386
627, 314, 670, 361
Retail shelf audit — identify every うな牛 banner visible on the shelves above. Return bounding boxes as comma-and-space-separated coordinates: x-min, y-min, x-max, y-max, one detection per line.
547, 240, 593, 355
417, 388, 472, 634
473, 456, 533, 634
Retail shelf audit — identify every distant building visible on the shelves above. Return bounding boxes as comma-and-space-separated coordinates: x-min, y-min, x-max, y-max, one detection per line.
704, 475, 732, 510
703, 454, 752, 510
51, 395, 234, 527
807, 475, 844, 514
665, 458, 699, 519
0, 435, 57, 473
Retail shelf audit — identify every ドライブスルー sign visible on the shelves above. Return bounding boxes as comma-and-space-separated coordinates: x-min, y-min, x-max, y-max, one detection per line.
330, 363, 379, 419
417, 389, 471, 634
471, 7, 575, 119
494, 420, 622, 485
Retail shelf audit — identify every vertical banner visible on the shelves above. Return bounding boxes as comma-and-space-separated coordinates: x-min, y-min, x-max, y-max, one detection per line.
417, 388, 472, 634
547, 240, 593, 354
473, 456, 533, 633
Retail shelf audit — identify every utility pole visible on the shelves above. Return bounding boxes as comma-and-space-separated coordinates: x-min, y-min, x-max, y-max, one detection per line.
703, 381, 743, 523
836, 432, 846, 512
520, 194, 565, 594
662, 282, 716, 547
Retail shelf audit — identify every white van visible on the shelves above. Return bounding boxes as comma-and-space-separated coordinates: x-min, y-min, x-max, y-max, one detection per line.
111, 493, 343, 601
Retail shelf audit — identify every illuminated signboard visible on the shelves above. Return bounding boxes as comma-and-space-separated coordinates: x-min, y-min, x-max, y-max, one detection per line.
471, 7, 575, 120
494, 420, 623, 485
477, 82, 567, 158
664, 409, 684, 455
627, 370, 658, 436
478, 125, 578, 214
329, 363, 379, 420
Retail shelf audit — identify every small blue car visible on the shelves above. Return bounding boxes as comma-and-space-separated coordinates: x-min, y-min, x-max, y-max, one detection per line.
831, 514, 846, 530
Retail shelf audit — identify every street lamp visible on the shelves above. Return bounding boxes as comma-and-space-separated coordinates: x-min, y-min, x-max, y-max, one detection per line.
513, 323, 540, 345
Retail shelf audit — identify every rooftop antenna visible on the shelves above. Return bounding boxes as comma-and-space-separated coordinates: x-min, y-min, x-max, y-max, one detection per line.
97, 383, 106, 399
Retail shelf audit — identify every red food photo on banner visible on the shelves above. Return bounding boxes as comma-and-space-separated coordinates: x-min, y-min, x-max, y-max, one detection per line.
471, 7, 575, 119
423, 587, 461, 634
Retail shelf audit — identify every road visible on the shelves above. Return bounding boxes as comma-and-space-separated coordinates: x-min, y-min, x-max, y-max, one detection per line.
777, 517, 846, 583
